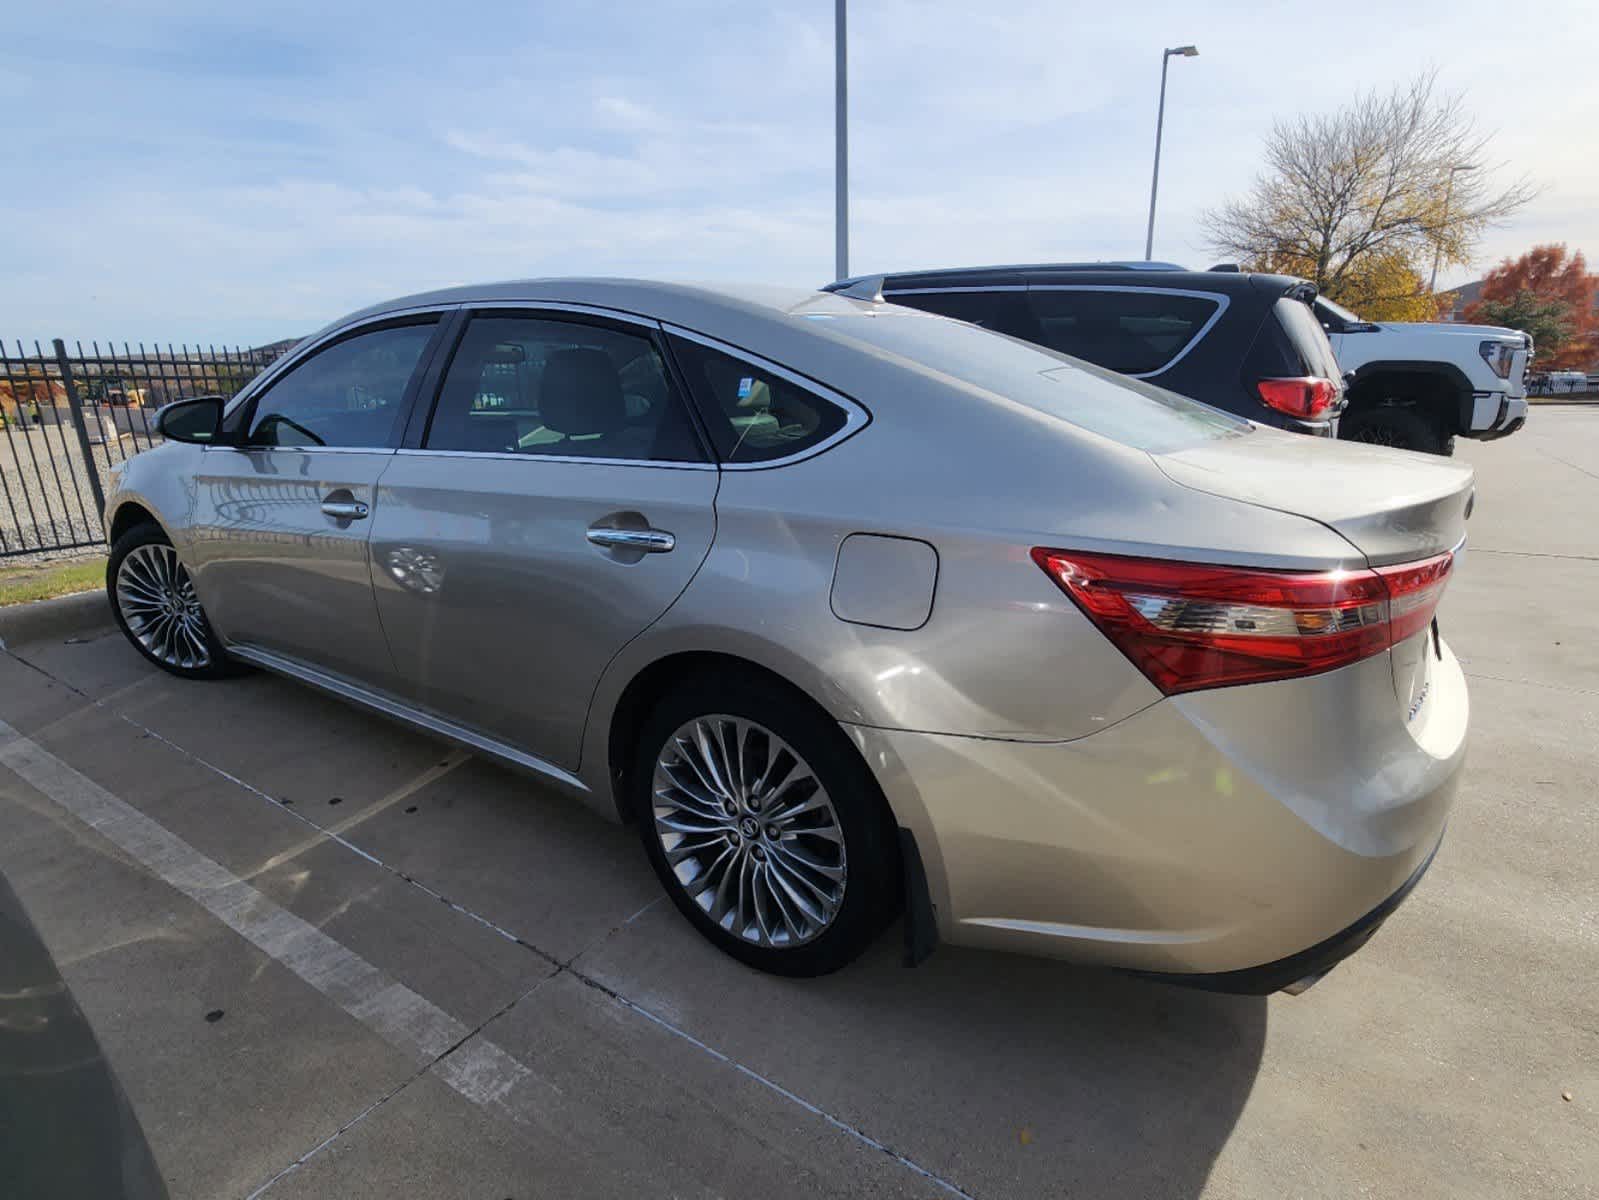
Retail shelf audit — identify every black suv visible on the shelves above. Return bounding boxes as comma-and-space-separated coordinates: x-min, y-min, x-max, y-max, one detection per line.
823, 263, 1345, 436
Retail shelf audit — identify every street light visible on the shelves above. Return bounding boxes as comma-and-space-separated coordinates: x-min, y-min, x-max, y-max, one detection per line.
835, 0, 848, 280
1428, 163, 1477, 293
1144, 44, 1198, 262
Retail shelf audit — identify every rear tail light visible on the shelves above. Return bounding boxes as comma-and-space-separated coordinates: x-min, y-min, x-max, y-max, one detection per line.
1031, 548, 1454, 695
1255, 376, 1339, 420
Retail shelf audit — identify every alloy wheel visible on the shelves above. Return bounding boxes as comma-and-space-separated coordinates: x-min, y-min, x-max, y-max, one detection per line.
651, 715, 847, 947
116, 544, 212, 670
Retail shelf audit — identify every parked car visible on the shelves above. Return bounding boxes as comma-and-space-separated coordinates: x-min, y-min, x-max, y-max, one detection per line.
824, 262, 1347, 436
1314, 295, 1530, 454
107, 279, 1471, 992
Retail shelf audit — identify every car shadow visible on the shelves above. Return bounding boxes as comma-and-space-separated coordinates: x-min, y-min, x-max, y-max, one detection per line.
582, 897, 1265, 1200
825, 933, 1264, 1197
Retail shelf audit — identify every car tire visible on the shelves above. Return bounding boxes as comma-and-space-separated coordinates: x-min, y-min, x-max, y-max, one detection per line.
632, 671, 900, 977
107, 523, 239, 680
1339, 405, 1455, 456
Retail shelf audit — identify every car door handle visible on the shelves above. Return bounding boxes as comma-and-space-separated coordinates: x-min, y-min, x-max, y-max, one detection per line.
586, 527, 675, 553
320, 499, 370, 520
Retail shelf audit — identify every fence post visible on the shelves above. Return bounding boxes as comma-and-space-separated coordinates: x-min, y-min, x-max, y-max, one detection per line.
52, 338, 108, 521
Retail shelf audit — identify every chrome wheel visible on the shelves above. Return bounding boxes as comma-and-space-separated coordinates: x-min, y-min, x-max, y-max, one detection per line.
116, 544, 212, 670
651, 716, 847, 947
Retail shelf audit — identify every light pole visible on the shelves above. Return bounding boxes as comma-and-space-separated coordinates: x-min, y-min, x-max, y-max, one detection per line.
1144, 44, 1198, 262
835, 0, 848, 280
1428, 163, 1477, 293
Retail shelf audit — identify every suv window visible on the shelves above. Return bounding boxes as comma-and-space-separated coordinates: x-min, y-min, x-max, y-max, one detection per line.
1265, 297, 1342, 381
425, 315, 703, 462
248, 320, 436, 448
1026, 289, 1219, 374
668, 335, 849, 463
818, 308, 1248, 453
886, 289, 1007, 329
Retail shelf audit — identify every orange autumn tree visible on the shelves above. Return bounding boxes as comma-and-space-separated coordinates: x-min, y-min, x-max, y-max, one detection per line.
1465, 244, 1598, 369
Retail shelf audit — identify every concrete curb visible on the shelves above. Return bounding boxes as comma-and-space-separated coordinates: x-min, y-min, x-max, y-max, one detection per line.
0, 589, 114, 649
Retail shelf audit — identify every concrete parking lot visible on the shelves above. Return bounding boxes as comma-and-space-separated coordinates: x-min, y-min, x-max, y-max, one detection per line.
2, 409, 1595, 1200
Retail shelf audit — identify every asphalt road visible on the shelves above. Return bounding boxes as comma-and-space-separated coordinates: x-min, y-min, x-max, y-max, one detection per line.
1, 409, 1595, 1199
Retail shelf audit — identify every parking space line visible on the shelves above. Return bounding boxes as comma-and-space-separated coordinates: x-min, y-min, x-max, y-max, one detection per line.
0, 714, 536, 1108
0, 698, 978, 1200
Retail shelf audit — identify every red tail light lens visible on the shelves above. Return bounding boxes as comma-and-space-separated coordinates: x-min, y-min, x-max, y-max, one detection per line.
1032, 548, 1454, 694
1256, 376, 1339, 420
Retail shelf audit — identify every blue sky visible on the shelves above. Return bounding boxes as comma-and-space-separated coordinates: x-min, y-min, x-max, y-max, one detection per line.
6, 0, 1597, 345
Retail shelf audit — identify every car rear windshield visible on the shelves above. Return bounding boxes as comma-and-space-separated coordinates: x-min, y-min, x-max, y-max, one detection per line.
813, 309, 1250, 452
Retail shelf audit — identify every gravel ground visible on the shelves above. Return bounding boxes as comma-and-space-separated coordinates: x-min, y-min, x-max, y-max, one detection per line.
0, 417, 156, 564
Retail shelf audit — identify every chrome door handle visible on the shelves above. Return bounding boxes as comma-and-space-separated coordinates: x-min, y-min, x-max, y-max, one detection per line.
321, 500, 369, 520
586, 527, 675, 553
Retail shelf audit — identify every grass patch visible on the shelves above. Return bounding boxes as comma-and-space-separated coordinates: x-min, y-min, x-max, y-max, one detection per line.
0, 556, 106, 606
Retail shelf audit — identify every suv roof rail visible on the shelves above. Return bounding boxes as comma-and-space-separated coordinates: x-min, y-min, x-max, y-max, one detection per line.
1208, 262, 1242, 272
823, 261, 1191, 291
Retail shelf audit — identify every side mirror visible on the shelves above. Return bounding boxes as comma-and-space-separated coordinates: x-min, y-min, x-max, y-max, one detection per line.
156, 395, 226, 445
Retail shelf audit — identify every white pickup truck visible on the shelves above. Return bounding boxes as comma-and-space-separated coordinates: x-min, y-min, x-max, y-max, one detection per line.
1313, 296, 1531, 455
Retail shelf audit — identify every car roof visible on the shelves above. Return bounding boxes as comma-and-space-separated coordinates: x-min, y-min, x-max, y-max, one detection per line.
827, 264, 1312, 298
323, 278, 874, 341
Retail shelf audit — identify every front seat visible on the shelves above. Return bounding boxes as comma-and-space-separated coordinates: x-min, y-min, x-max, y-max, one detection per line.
539, 348, 640, 457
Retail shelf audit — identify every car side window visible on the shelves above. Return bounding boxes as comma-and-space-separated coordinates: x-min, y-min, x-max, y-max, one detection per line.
247, 321, 436, 448
667, 336, 849, 464
424, 315, 704, 462
1026, 290, 1219, 375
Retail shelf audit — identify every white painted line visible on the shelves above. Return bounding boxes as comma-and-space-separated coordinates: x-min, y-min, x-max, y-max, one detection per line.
0, 715, 533, 1104
0, 709, 975, 1200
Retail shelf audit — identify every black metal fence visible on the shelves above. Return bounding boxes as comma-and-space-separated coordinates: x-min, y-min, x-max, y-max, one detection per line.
0, 339, 287, 559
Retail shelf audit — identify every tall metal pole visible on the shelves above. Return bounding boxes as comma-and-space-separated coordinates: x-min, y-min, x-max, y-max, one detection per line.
1143, 51, 1172, 262
834, 0, 848, 280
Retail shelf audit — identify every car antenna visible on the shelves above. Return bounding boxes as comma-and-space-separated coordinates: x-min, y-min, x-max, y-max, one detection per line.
834, 275, 885, 302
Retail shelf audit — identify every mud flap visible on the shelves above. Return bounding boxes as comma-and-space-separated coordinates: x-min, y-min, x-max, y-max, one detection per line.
898, 827, 938, 967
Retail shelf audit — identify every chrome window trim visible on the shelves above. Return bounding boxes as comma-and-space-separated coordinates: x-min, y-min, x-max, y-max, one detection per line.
226, 643, 589, 795
885, 285, 1027, 295
661, 324, 871, 470
393, 448, 715, 471
204, 444, 398, 455
223, 302, 457, 419
454, 298, 660, 328
1017, 285, 1230, 380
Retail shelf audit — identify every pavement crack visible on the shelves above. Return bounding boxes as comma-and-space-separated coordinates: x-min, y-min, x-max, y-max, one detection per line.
247, 970, 562, 1199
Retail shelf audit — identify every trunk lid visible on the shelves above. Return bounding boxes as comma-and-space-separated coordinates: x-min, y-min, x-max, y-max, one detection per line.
1151, 430, 1471, 717
1151, 429, 1474, 566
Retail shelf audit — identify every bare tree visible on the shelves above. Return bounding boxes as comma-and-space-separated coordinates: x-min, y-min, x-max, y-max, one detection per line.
1202, 73, 1536, 316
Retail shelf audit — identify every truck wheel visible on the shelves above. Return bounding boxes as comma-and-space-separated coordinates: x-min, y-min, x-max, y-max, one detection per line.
1340, 406, 1454, 456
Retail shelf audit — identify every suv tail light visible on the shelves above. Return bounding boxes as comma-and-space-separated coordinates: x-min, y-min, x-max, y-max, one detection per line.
1255, 376, 1339, 420
1031, 548, 1454, 695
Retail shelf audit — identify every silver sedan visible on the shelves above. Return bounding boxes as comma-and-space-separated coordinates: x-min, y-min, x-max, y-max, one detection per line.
106, 280, 1471, 990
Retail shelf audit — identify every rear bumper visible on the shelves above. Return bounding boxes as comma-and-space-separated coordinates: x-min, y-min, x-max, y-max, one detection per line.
844, 640, 1467, 977
1128, 829, 1443, 994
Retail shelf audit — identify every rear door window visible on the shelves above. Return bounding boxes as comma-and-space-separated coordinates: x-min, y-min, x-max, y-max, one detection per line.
1026, 289, 1219, 375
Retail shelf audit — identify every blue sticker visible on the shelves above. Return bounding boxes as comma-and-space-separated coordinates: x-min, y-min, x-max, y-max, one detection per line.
736, 377, 754, 399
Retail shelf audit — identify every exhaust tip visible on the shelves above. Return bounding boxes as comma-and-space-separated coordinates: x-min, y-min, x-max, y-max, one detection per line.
1281, 970, 1329, 996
